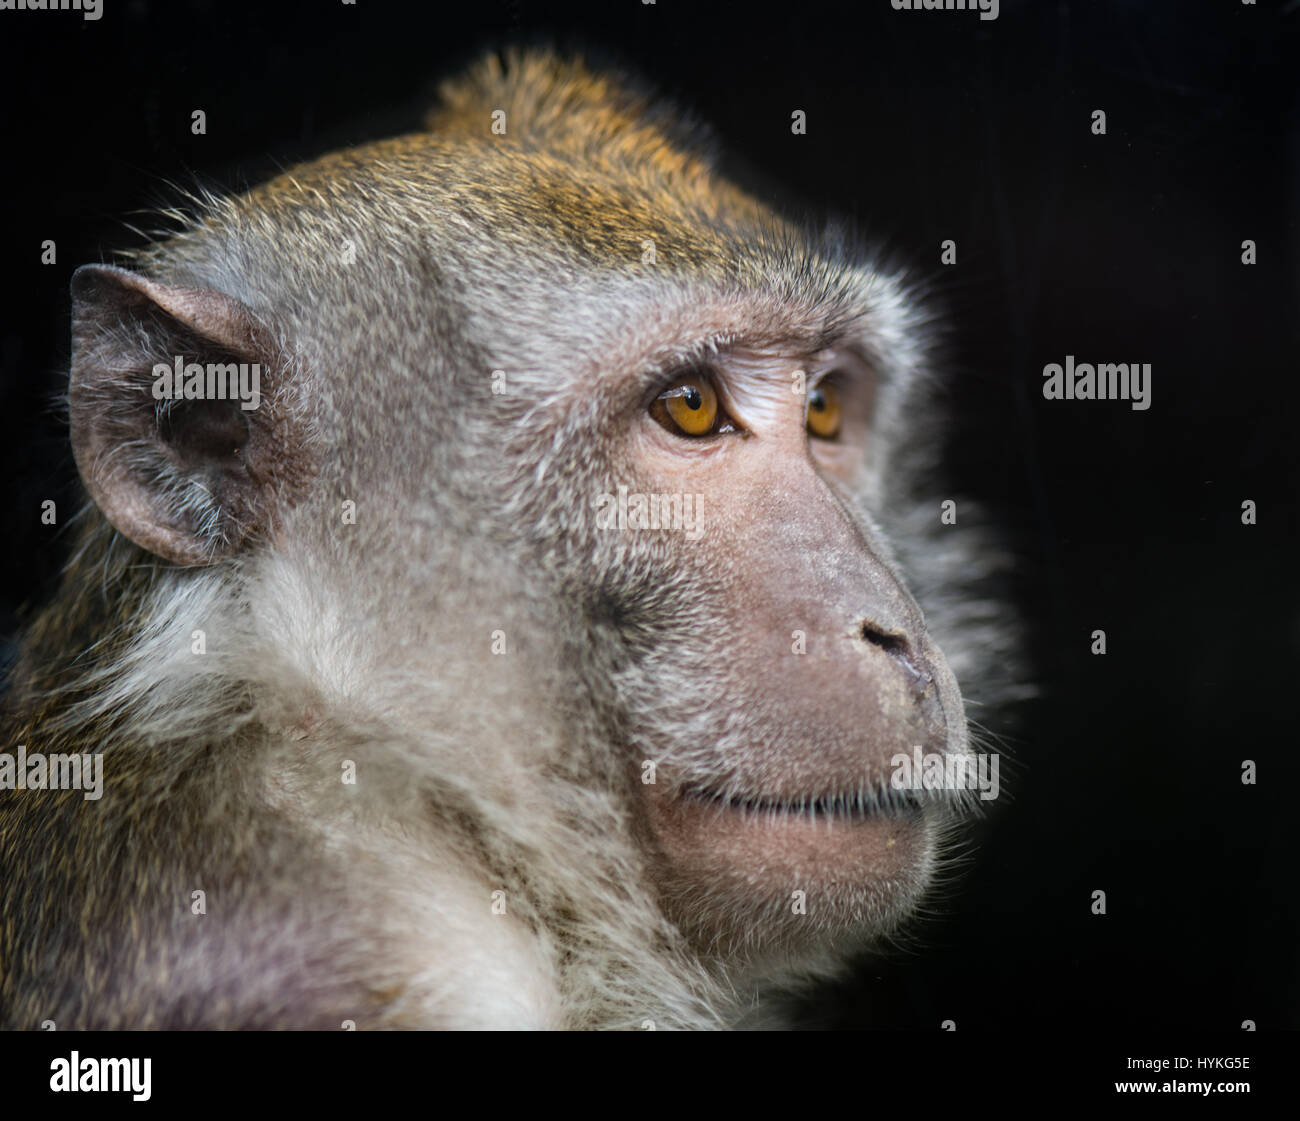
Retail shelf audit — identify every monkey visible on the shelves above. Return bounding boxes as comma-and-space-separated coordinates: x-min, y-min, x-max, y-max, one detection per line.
0, 48, 1022, 1030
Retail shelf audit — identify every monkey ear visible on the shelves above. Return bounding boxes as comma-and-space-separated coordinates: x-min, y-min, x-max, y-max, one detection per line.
69, 264, 303, 567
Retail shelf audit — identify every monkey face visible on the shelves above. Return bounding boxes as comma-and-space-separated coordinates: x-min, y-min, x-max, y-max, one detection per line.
580, 338, 972, 958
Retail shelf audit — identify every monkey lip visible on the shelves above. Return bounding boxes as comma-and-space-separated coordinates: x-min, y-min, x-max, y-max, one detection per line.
650, 784, 930, 888
678, 786, 926, 821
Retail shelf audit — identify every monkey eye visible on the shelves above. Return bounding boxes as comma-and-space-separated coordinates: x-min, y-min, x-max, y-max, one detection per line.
806, 380, 843, 440
650, 372, 737, 438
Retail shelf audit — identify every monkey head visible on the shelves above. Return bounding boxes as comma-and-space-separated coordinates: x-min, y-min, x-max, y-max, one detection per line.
60, 50, 987, 1010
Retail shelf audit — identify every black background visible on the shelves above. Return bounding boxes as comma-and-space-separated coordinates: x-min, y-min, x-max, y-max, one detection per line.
0, 0, 1296, 1031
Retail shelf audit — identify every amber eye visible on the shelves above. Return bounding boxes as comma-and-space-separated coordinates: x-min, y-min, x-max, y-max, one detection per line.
653, 374, 721, 437
806, 381, 842, 439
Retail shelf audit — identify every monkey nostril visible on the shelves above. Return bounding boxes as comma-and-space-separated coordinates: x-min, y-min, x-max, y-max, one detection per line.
858, 620, 907, 655
858, 622, 934, 687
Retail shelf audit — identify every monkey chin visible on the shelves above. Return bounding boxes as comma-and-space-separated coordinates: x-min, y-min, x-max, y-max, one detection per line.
643, 782, 953, 963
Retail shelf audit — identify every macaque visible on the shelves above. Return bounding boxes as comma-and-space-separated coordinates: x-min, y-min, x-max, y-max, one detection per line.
0, 50, 1019, 1029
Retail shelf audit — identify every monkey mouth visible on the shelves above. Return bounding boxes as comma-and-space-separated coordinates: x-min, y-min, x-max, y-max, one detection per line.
678, 784, 929, 821
648, 780, 934, 903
